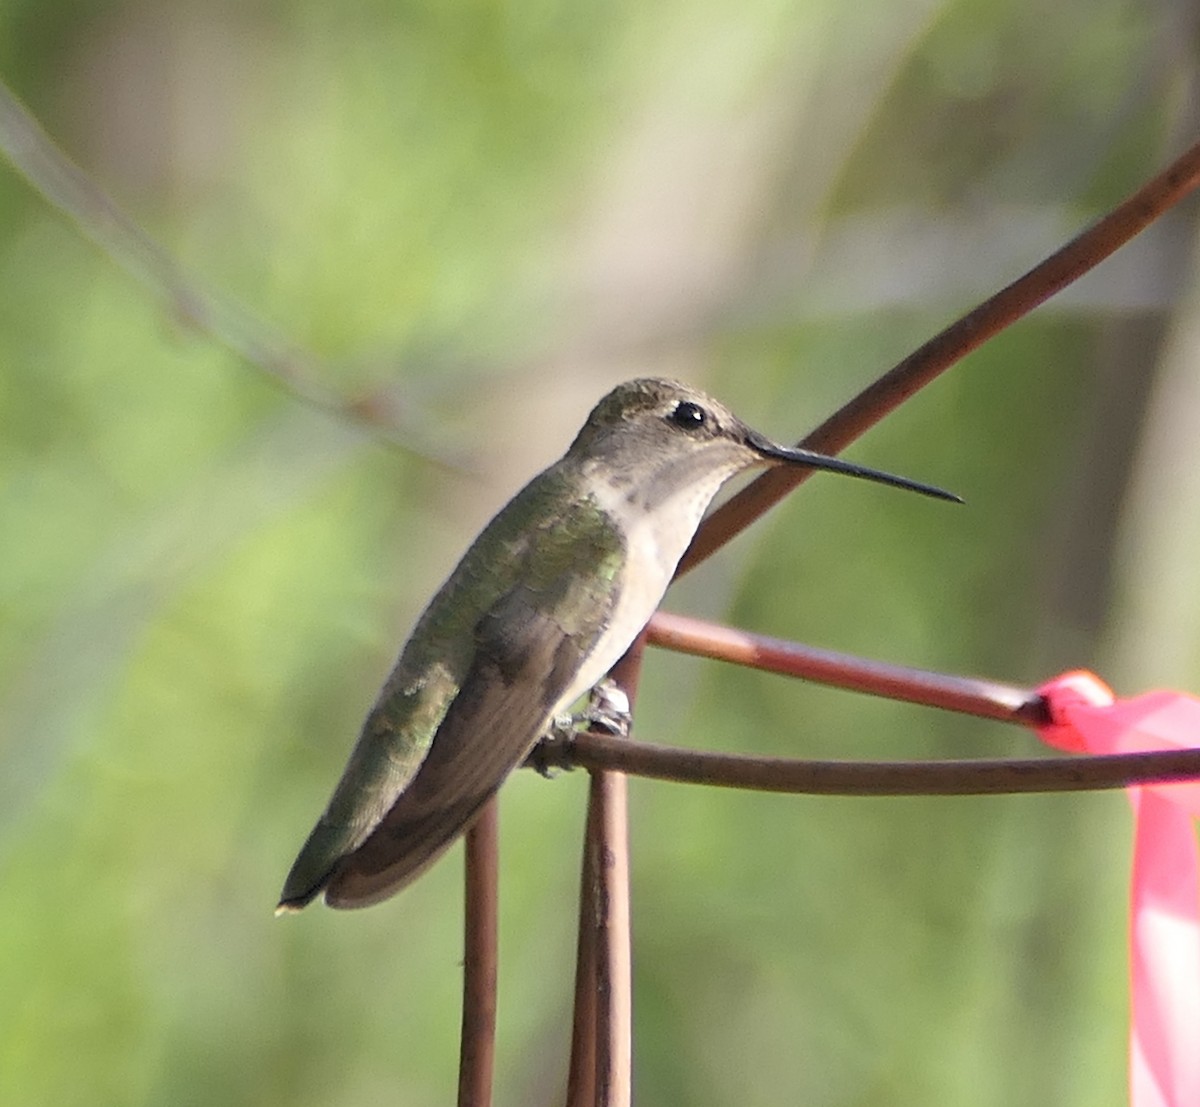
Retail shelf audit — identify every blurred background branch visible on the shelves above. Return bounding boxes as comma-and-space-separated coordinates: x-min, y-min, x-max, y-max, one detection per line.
0, 79, 454, 462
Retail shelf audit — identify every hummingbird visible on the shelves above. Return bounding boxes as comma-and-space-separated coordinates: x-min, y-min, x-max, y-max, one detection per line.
277, 377, 957, 911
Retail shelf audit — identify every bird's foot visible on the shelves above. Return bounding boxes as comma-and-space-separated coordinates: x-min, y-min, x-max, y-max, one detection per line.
526, 681, 632, 777
527, 712, 578, 777
582, 678, 632, 737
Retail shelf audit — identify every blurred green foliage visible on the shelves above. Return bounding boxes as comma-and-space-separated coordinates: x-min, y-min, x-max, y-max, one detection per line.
0, 0, 1194, 1104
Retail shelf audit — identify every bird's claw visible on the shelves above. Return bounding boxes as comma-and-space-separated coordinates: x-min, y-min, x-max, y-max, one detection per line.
527, 712, 577, 777
528, 681, 632, 777
583, 679, 632, 737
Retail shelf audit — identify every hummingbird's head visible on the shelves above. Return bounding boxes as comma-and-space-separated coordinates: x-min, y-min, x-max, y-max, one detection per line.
567, 378, 959, 507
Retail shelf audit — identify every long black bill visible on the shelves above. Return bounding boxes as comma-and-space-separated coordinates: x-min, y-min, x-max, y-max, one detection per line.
746, 430, 962, 503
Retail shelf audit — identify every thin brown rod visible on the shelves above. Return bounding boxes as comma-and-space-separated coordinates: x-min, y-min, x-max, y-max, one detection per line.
647, 610, 1048, 725
565, 636, 644, 1107
564, 797, 599, 1107
590, 768, 632, 1107
592, 638, 643, 1107
679, 138, 1200, 574
457, 800, 499, 1107
558, 735, 1200, 796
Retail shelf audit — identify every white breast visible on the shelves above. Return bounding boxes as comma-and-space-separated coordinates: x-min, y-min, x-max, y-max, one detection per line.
553, 471, 726, 712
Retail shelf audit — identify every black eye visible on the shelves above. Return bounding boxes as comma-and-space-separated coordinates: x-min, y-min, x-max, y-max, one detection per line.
667, 401, 707, 431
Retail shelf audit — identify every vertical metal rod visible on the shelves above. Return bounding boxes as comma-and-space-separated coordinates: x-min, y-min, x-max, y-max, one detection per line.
457, 799, 499, 1107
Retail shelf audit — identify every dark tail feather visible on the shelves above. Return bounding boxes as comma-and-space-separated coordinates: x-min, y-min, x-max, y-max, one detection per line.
323, 791, 496, 908
275, 819, 358, 914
